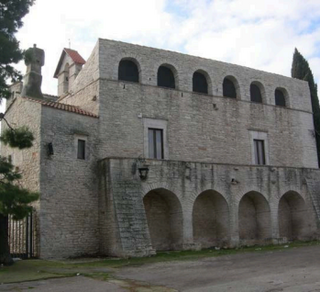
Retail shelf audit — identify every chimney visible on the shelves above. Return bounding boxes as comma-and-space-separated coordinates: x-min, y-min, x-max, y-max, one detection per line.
21, 44, 45, 99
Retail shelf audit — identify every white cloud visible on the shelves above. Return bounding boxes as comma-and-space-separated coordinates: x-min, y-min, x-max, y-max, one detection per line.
12, 0, 320, 96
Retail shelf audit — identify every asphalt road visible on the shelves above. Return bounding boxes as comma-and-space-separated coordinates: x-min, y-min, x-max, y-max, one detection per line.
1, 245, 320, 292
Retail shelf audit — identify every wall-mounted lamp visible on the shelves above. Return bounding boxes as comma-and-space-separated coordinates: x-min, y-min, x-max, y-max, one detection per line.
132, 155, 149, 180
47, 142, 54, 156
138, 167, 149, 180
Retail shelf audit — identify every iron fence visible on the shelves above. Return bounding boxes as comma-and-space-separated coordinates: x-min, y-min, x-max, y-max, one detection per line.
8, 210, 37, 259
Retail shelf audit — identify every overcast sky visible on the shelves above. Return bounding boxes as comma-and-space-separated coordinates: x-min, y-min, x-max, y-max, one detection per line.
14, 0, 320, 96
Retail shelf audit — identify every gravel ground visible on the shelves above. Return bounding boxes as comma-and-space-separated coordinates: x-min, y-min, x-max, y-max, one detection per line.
1, 245, 320, 292
116, 245, 320, 292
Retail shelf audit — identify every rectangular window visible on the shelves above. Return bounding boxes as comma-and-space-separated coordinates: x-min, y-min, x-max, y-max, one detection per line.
148, 128, 163, 159
77, 139, 86, 160
254, 139, 265, 165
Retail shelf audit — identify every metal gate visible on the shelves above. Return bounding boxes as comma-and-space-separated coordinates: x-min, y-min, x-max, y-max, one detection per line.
8, 210, 37, 259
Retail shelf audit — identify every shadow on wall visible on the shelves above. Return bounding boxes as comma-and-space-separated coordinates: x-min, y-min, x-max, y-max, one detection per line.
143, 188, 183, 251
193, 190, 230, 248
142, 188, 318, 252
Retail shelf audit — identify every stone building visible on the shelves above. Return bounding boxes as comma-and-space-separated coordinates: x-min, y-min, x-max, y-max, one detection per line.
2, 39, 320, 259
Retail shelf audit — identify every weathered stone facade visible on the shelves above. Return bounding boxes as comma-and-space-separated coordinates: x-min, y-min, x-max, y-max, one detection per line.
2, 39, 320, 259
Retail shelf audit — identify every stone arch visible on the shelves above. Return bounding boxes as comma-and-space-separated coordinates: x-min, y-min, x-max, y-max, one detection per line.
118, 58, 140, 83
157, 64, 178, 89
223, 75, 240, 99
238, 191, 271, 244
278, 191, 308, 241
250, 81, 265, 103
143, 188, 183, 251
275, 87, 289, 107
192, 190, 230, 248
192, 69, 211, 94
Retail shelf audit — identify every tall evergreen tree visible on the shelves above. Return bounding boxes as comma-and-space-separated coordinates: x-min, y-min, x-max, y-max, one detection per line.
291, 48, 320, 167
0, 0, 37, 265
0, 156, 39, 266
0, 0, 34, 99
0, 121, 38, 266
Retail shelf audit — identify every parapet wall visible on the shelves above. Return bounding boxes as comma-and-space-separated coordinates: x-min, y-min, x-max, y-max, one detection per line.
99, 39, 311, 112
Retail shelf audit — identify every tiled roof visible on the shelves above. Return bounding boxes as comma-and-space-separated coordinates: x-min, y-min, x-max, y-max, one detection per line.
43, 93, 58, 99
64, 48, 86, 65
54, 48, 86, 78
43, 93, 58, 101
23, 97, 98, 118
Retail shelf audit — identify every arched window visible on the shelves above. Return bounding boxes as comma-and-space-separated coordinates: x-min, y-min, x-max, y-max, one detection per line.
118, 59, 139, 83
250, 83, 262, 103
223, 77, 237, 98
157, 65, 175, 89
193, 71, 208, 94
275, 89, 286, 107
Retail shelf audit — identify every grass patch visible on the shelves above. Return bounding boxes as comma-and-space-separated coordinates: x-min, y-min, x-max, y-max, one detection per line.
0, 240, 319, 284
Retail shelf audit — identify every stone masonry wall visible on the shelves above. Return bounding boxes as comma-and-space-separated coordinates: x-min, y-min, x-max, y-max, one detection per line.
1, 98, 42, 254
99, 159, 155, 257
39, 106, 99, 258
60, 41, 100, 115
61, 80, 99, 115
98, 80, 316, 168
1, 98, 42, 193
96, 39, 317, 168
98, 39, 311, 111
99, 158, 320, 257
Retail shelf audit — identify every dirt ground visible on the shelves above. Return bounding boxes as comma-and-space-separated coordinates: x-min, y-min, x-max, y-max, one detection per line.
1, 245, 320, 292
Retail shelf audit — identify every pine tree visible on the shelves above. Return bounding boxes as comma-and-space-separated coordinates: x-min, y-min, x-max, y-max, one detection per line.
0, 123, 38, 266
0, 0, 34, 99
0, 156, 39, 265
291, 48, 320, 167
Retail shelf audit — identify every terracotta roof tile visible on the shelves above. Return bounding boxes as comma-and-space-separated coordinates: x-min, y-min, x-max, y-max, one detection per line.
23, 97, 98, 118
54, 48, 86, 78
64, 48, 86, 65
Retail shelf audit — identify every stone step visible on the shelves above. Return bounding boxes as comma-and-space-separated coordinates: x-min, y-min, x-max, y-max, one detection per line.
306, 179, 320, 223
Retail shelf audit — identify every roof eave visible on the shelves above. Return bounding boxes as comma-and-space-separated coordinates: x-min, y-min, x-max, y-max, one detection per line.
53, 50, 66, 78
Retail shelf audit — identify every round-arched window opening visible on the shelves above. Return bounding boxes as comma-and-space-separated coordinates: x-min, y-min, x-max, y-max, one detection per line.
193, 71, 208, 94
157, 65, 176, 89
250, 83, 263, 103
118, 59, 139, 83
223, 77, 237, 98
275, 89, 286, 107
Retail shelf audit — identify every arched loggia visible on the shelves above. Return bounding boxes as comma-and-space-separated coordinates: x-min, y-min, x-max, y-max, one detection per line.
192, 190, 230, 248
143, 188, 183, 250
239, 191, 271, 244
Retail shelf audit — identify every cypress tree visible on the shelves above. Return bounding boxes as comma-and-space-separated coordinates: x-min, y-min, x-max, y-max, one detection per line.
291, 48, 320, 167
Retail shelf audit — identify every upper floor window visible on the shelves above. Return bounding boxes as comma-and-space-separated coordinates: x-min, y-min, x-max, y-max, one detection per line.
250, 83, 262, 103
193, 71, 208, 94
275, 89, 286, 107
148, 128, 163, 159
250, 131, 269, 165
223, 77, 237, 98
118, 59, 139, 83
254, 139, 265, 165
143, 118, 168, 160
77, 139, 86, 160
157, 65, 176, 89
